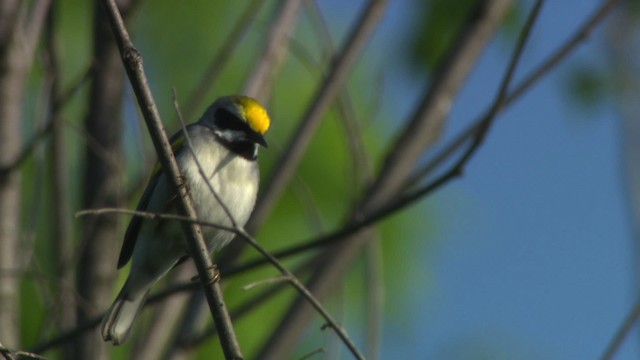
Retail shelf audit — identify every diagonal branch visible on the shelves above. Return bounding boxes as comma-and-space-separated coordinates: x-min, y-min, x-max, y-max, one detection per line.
235, 227, 365, 360
407, 0, 621, 188
99, 1, 243, 358
28, 2, 621, 355
242, 0, 302, 103
246, 0, 389, 233
256, 1, 513, 358
183, 0, 264, 121
600, 298, 640, 360
77, 207, 365, 359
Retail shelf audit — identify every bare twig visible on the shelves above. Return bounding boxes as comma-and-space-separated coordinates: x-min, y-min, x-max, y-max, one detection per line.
77, 208, 237, 237
30, 1, 621, 355
24, 0, 52, 61
173, 91, 238, 228
383, 0, 544, 215
0, 344, 47, 360
0, 66, 90, 177
0, 122, 53, 176
99, 1, 243, 358
242, 275, 292, 290
602, 1, 640, 358
77, 206, 366, 359
305, 0, 375, 198
239, 0, 620, 273
256, 1, 512, 358
407, 0, 621, 187
176, 260, 316, 352
175, 38, 323, 346
600, 299, 640, 360
183, 0, 264, 121
243, 0, 302, 103
235, 226, 365, 360
246, 0, 389, 232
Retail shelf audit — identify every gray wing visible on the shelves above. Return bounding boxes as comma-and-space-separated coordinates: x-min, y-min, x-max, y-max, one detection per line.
116, 126, 197, 268
117, 171, 161, 269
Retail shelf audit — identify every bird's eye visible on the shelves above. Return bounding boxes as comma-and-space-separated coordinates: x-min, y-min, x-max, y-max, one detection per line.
215, 108, 249, 132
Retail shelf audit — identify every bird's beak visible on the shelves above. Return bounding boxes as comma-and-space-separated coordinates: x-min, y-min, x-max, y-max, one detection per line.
248, 131, 268, 148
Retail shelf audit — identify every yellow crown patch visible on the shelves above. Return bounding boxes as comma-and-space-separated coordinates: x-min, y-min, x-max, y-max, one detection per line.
237, 96, 271, 135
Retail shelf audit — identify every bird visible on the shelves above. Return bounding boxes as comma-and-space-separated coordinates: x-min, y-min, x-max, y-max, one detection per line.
101, 95, 270, 345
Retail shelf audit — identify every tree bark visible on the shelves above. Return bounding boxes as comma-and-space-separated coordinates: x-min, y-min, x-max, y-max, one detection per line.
0, 0, 50, 348
76, 2, 132, 358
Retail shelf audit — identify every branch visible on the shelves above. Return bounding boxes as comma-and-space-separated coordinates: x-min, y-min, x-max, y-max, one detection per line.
246, 0, 388, 232
256, 1, 513, 357
386, 0, 544, 212
99, 1, 243, 358
235, 227, 365, 360
0, 344, 47, 360
242, 0, 301, 103
24, 0, 52, 61
406, 0, 621, 187
176, 261, 315, 352
600, 299, 640, 360
0, 67, 91, 177
182, 0, 264, 121
30, 2, 621, 354
76, 207, 365, 359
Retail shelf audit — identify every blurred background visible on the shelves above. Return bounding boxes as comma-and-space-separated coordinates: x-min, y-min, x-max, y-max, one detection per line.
1, 0, 638, 359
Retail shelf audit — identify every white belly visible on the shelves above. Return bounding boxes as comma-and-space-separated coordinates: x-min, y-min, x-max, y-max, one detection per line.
179, 141, 259, 251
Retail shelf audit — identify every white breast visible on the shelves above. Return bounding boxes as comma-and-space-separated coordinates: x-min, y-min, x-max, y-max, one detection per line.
178, 137, 259, 251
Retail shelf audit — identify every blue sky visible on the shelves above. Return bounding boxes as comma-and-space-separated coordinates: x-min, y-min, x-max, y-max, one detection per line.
316, 1, 639, 359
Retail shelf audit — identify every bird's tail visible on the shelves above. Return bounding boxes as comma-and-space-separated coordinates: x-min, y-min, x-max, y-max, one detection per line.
100, 280, 150, 345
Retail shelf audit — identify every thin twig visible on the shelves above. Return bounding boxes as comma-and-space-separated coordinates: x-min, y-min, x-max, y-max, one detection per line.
80, 205, 364, 358
183, 0, 264, 121
305, 0, 375, 199
254, 1, 514, 357
298, 347, 327, 360
0, 66, 91, 176
235, 227, 366, 360
177, 260, 316, 351
0, 345, 47, 360
0, 121, 53, 176
76, 206, 366, 359
76, 208, 236, 233
242, 0, 620, 271
600, 299, 640, 360
29, 1, 621, 355
99, 1, 243, 358
243, 0, 301, 102
349, 0, 544, 231
246, 0, 389, 233
172, 91, 238, 228
407, 0, 621, 187
242, 275, 292, 290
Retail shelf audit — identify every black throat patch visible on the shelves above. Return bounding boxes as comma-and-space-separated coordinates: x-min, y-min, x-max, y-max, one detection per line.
220, 139, 258, 161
